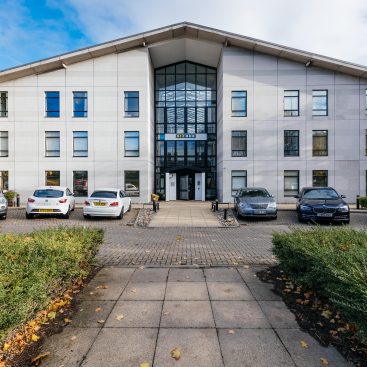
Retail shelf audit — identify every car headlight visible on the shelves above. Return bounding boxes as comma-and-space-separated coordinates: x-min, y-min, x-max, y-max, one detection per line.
300, 205, 311, 211
239, 201, 250, 209
268, 202, 277, 209
338, 204, 349, 213
0, 198, 6, 204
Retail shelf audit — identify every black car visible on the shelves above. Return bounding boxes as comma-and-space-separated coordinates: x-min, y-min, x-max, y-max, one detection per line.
295, 187, 350, 224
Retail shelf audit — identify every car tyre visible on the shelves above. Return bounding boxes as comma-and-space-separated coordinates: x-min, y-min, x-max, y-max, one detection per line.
0, 215, 6, 220
116, 207, 124, 220
26, 213, 34, 220
297, 211, 304, 223
63, 207, 71, 219
342, 220, 350, 225
83, 214, 90, 220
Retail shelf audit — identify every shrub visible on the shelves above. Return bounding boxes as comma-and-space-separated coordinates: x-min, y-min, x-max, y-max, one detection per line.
0, 227, 103, 341
358, 196, 367, 208
3, 191, 16, 204
273, 227, 367, 339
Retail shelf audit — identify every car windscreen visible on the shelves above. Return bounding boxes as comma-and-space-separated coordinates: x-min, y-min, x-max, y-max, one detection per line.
90, 191, 117, 198
33, 189, 64, 198
240, 189, 270, 197
302, 189, 339, 200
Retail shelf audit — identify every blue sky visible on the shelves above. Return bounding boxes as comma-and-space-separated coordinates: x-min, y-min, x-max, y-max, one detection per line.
1, 0, 367, 71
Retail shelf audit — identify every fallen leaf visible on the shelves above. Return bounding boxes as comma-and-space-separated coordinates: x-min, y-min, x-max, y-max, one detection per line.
89, 292, 95, 295
47, 311, 56, 319
96, 285, 109, 289
0, 361, 5, 367
115, 314, 124, 321
31, 334, 40, 342
64, 318, 72, 323
228, 329, 235, 334
139, 266, 145, 270
31, 352, 50, 364
299, 340, 308, 348
163, 311, 170, 315
140, 363, 150, 367
131, 288, 137, 293
170, 347, 181, 360
70, 336, 77, 341
97, 319, 105, 324
95, 307, 102, 313
321, 310, 332, 319
3, 342, 10, 351
320, 357, 329, 365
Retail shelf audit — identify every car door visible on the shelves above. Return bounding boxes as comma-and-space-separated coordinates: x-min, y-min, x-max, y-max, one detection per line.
120, 190, 130, 212
66, 188, 75, 209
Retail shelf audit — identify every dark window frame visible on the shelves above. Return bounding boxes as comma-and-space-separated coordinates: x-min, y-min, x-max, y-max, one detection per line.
231, 130, 247, 157
284, 130, 299, 157
231, 91, 247, 117
0, 92, 8, 117
0, 131, 8, 157
45, 91, 60, 118
231, 170, 247, 196
312, 130, 328, 156
73, 131, 88, 157
124, 131, 140, 157
284, 90, 299, 117
73, 170, 88, 197
73, 91, 88, 117
312, 170, 328, 187
124, 91, 139, 117
284, 170, 299, 197
312, 90, 328, 116
45, 131, 60, 157
45, 170, 60, 186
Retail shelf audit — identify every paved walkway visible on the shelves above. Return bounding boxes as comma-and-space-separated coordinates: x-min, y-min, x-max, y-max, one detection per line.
149, 201, 220, 227
41, 267, 350, 367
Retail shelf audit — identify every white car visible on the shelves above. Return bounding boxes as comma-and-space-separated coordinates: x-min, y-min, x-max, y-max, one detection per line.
26, 186, 75, 219
83, 188, 131, 219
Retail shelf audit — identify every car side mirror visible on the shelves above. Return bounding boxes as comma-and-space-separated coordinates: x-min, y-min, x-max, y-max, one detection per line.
294, 195, 300, 199
341, 195, 346, 199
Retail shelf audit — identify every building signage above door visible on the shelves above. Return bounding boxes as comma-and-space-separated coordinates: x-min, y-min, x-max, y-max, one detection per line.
164, 133, 207, 141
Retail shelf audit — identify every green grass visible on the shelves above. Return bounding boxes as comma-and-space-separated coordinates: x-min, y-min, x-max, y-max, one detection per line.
0, 227, 103, 342
273, 227, 367, 339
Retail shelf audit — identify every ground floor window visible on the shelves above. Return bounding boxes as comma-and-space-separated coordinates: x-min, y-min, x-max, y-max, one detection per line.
73, 171, 88, 197
0, 171, 8, 190
125, 171, 140, 197
231, 170, 247, 196
313, 170, 328, 187
284, 170, 299, 197
45, 171, 60, 186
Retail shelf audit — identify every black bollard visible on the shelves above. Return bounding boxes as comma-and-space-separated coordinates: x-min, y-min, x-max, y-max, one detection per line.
215, 199, 219, 211
356, 195, 360, 210
224, 208, 227, 220
16, 194, 20, 207
153, 200, 157, 212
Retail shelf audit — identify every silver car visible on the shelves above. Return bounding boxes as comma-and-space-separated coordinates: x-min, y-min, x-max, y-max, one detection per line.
234, 187, 277, 219
0, 191, 7, 219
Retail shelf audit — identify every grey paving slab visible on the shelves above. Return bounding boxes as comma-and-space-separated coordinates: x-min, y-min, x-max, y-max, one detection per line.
247, 281, 282, 301
70, 300, 115, 328
119, 282, 166, 300
218, 329, 295, 367
81, 328, 157, 367
154, 328, 224, 367
207, 282, 254, 301
93, 267, 135, 283
212, 301, 270, 329
165, 282, 209, 300
42, 327, 100, 367
130, 268, 169, 282
105, 300, 163, 327
237, 266, 266, 283
168, 268, 205, 282
204, 268, 243, 282
78, 281, 126, 301
161, 301, 215, 328
276, 328, 353, 367
259, 301, 299, 328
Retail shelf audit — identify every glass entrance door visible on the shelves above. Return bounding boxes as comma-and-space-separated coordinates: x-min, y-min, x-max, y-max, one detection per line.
179, 175, 189, 200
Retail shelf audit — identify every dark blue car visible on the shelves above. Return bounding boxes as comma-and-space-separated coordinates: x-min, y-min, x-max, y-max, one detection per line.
295, 187, 350, 224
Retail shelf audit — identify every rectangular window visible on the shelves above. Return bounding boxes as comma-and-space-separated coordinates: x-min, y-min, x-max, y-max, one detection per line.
73, 131, 88, 157
284, 130, 299, 157
73, 171, 88, 197
125, 171, 140, 197
73, 91, 88, 117
312, 90, 328, 116
365, 90, 367, 115
45, 171, 60, 186
231, 131, 247, 157
45, 91, 60, 117
0, 171, 8, 190
231, 91, 247, 117
0, 132, 8, 157
45, 131, 60, 157
284, 170, 299, 197
284, 90, 299, 117
124, 91, 139, 117
312, 130, 328, 156
366, 129, 367, 156
124, 131, 139, 157
231, 170, 247, 196
313, 170, 328, 187
0, 92, 8, 117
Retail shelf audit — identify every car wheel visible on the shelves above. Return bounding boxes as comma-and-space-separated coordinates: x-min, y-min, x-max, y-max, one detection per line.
235, 210, 241, 219
297, 211, 304, 223
0, 215, 6, 220
26, 213, 34, 220
83, 214, 90, 220
342, 220, 350, 225
116, 207, 124, 220
272, 215, 277, 220
63, 207, 71, 219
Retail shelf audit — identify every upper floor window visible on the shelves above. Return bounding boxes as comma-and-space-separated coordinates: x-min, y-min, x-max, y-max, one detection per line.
312, 130, 328, 156
45, 91, 60, 117
124, 91, 139, 117
45, 131, 60, 157
313, 170, 328, 187
124, 131, 139, 157
284, 90, 299, 117
312, 90, 328, 116
45, 170, 60, 186
231, 130, 247, 157
284, 130, 299, 157
73, 131, 88, 157
231, 91, 247, 117
0, 132, 8, 157
0, 92, 8, 117
365, 89, 367, 114
73, 91, 88, 117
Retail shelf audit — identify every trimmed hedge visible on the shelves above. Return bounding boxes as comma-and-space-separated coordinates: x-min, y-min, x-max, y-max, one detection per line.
0, 227, 103, 341
273, 227, 367, 339
358, 196, 367, 208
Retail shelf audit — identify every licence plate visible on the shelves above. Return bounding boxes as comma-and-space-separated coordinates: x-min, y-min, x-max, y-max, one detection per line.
254, 210, 267, 215
94, 202, 106, 206
317, 213, 333, 217
39, 209, 54, 213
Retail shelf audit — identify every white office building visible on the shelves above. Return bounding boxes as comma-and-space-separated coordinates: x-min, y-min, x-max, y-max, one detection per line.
0, 22, 367, 203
